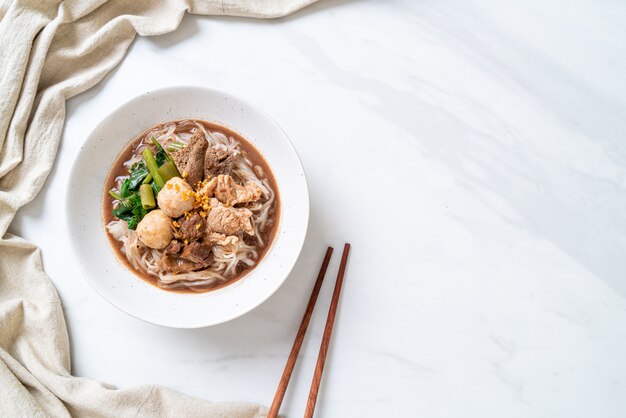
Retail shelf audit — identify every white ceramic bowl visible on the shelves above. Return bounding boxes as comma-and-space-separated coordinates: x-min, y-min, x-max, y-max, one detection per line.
67, 86, 309, 328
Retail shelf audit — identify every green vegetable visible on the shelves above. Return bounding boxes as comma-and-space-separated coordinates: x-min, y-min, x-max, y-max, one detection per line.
155, 149, 168, 166
120, 179, 132, 198
119, 162, 149, 199
129, 204, 147, 230
111, 143, 171, 230
139, 184, 156, 209
166, 142, 184, 152
169, 158, 181, 178
151, 137, 182, 178
157, 161, 180, 183
109, 189, 124, 201
170, 141, 184, 149
113, 209, 134, 227
143, 148, 165, 188
126, 217, 139, 230
152, 137, 169, 166
128, 161, 149, 189
151, 181, 161, 197
111, 192, 148, 230
112, 204, 130, 219
152, 137, 184, 178
112, 195, 135, 219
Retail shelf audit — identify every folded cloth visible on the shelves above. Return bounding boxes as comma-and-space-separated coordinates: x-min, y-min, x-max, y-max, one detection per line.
0, 1, 315, 416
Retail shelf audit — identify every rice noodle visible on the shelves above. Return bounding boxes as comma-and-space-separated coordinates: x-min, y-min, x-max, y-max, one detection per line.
108, 120, 278, 292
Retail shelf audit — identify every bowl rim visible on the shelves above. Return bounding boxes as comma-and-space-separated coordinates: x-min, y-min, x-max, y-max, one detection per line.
66, 85, 309, 328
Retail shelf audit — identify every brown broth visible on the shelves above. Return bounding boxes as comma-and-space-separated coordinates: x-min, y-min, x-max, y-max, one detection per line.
102, 119, 280, 294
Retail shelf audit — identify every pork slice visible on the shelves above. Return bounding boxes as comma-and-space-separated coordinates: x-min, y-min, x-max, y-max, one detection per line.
173, 213, 206, 243
212, 174, 263, 205
207, 204, 254, 236
160, 254, 205, 274
165, 240, 183, 254
204, 147, 234, 179
180, 242, 213, 265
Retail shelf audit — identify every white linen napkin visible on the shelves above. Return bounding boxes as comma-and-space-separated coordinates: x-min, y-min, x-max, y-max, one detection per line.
0, 1, 315, 416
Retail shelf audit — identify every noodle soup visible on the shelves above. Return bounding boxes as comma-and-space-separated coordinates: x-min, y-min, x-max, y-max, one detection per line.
103, 119, 280, 293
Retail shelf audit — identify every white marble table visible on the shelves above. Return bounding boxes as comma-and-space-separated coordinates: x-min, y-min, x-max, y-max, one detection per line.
9, 0, 626, 416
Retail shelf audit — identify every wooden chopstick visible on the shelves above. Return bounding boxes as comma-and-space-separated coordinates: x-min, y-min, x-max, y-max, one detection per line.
304, 243, 351, 418
267, 247, 334, 418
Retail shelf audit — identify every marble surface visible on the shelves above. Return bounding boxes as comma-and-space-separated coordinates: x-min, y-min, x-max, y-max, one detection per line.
9, 0, 626, 416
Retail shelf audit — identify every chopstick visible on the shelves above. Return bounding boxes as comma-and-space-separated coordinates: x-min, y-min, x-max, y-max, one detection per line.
304, 243, 351, 418
268, 247, 334, 418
